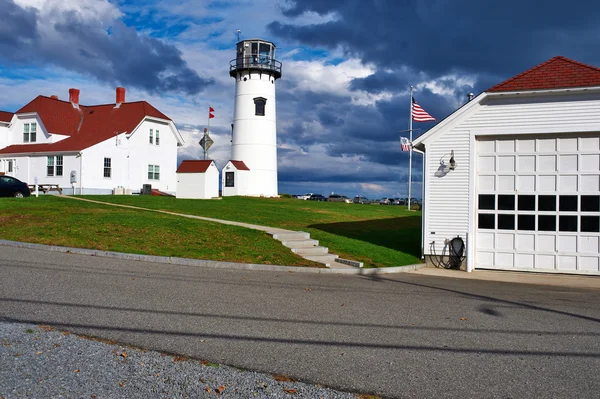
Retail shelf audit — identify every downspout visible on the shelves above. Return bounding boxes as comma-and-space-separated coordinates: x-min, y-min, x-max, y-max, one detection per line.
78, 151, 83, 195
413, 147, 426, 261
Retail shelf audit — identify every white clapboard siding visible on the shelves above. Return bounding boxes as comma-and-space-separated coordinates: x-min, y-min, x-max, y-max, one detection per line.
425, 128, 471, 254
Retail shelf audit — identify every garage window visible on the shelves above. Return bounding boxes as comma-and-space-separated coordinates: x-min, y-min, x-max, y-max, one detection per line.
581, 216, 600, 232
518, 195, 535, 211
538, 215, 556, 231
518, 215, 535, 231
498, 214, 515, 230
538, 195, 556, 211
559, 196, 578, 212
479, 194, 495, 210
581, 196, 600, 212
559, 216, 578, 232
498, 195, 515, 210
478, 214, 495, 229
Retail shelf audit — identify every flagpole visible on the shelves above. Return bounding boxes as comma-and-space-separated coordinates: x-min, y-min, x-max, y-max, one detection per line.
205, 106, 211, 160
408, 86, 413, 211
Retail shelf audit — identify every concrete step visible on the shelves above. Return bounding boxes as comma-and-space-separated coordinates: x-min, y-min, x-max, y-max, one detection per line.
271, 231, 310, 240
303, 254, 340, 267
291, 246, 329, 255
281, 239, 319, 249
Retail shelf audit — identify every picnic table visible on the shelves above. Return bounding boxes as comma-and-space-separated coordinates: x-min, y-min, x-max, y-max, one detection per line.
29, 184, 63, 195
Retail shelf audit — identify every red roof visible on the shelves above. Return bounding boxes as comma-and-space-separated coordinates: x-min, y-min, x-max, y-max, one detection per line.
0, 110, 13, 123
176, 160, 214, 173
0, 96, 172, 155
230, 160, 250, 170
487, 56, 600, 93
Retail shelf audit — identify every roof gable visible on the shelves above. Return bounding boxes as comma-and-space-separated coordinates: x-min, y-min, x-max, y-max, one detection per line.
176, 160, 214, 173
0, 110, 13, 123
487, 56, 600, 92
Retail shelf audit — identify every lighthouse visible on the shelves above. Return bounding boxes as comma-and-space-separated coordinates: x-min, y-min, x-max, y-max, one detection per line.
223, 39, 282, 197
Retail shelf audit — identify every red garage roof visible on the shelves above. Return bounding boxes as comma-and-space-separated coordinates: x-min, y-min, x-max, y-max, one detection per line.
0, 110, 13, 123
230, 160, 250, 170
487, 56, 600, 93
0, 94, 172, 155
176, 160, 214, 173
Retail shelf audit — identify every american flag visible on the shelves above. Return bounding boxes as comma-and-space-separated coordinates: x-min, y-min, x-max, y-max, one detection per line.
400, 137, 411, 151
412, 98, 435, 122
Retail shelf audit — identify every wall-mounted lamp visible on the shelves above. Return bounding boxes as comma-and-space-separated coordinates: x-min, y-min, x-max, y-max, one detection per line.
449, 150, 456, 170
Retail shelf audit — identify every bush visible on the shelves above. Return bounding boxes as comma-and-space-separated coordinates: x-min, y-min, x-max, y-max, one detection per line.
279, 193, 293, 199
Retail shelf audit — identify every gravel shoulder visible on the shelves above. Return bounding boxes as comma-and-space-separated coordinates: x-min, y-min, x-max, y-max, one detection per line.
0, 321, 358, 399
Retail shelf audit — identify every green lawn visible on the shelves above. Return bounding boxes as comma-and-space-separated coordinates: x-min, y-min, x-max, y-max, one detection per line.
0, 197, 319, 267
87, 195, 423, 268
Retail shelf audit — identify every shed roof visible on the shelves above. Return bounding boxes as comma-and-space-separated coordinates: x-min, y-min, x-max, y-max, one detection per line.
487, 56, 600, 92
176, 160, 214, 173
229, 160, 250, 170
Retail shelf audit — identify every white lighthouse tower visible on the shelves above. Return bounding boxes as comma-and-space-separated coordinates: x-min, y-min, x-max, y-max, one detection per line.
224, 38, 282, 197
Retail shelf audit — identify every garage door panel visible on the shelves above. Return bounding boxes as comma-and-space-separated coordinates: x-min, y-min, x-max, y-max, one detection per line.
476, 136, 600, 275
579, 236, 599, 253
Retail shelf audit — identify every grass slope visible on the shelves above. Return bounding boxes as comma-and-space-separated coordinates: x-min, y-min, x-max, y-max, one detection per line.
0, 197, 318, 267
91, 196, 423, 268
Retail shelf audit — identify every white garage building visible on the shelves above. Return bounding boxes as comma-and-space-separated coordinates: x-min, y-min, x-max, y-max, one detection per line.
413, 56, 600, 275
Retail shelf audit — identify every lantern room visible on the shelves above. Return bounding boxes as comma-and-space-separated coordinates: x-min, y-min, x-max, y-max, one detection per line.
229, 39, 282, 79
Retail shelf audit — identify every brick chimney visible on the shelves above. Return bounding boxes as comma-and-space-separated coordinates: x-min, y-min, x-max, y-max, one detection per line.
69, 88, 80, 106
50, 95, 58, 100
116, 87, 126, 104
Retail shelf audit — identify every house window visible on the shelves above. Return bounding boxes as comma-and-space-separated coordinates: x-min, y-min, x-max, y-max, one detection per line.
30, 123, 37, 142
23, 123, 30, 143
47, 156, 54, 176
56, 155, 63, 176
253, 97, 266, 116
47, 156, 64, 176
7, 160, 13, 173
148, 165, 160, 180
149, 129, 154, 144
225, 171, 235, 187
104, 158, 112, 178
155, 130, 160, 145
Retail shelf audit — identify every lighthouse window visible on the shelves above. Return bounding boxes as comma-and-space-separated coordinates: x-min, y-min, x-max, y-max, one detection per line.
254, 97, 266, 116
259, 43, 271, 63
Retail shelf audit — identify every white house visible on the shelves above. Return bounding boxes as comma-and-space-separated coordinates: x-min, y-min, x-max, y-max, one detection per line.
413, 56, 600, 275
176, 160, 219, 199
0, 87, 184, 195
221, 160, 250, 197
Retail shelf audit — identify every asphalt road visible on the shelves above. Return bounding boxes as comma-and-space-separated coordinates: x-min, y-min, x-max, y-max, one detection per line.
1, 246, 599, 398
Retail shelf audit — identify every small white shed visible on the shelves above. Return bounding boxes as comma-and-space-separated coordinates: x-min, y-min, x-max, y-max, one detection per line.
176, 160, 219, 199
221, 160, 250, 196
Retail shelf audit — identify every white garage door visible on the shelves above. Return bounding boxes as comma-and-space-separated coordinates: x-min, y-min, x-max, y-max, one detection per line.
476, 135, 600, 274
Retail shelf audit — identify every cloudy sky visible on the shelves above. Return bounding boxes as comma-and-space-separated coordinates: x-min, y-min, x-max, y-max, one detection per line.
2, 0, 599, 198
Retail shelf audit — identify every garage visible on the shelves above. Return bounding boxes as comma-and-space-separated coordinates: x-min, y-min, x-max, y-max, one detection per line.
476, 135, 600, 274
412, 55, 600, 274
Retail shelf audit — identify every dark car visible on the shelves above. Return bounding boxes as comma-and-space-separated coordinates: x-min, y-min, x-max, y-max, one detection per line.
308, 194, 327, 201
0, 176, 31, 198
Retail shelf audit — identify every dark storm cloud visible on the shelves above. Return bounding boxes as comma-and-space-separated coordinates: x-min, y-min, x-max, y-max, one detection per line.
270, 0, 600, 79
0, 0, 39, 57
0, 0, 213, 95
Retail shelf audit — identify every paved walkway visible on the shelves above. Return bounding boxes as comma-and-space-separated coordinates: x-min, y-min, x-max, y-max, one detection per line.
63, 196, 356, 269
